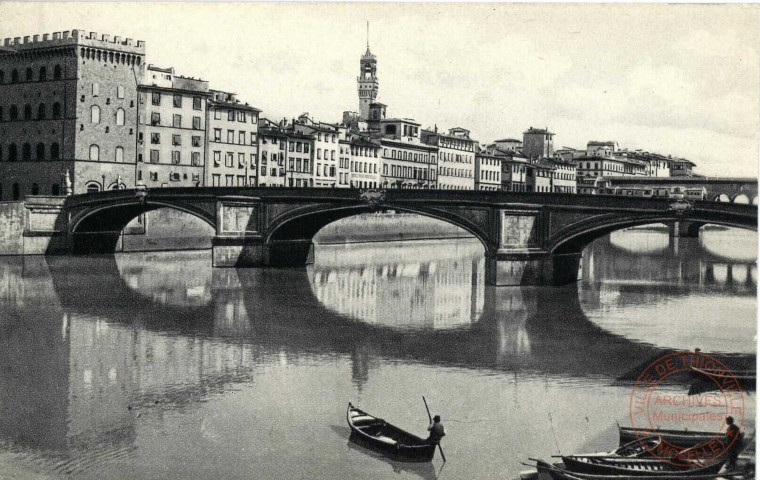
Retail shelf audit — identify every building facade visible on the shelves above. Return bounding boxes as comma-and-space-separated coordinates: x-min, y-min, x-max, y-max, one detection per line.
136, 65, 209, 188
293, 115, 339, 188
357, 46, 378, 121
257, 121, 287, 187
522, 127, 554, 159
475, 151, 501, 191
423, 127, 475, 190
349, 136, 381, 188
206, 89, 260, 187
0, 30, 145, 198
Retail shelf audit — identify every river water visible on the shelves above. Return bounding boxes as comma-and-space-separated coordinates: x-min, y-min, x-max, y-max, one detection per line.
0, 225, 755, 479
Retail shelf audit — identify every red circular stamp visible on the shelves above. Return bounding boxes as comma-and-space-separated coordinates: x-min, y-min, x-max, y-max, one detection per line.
628, 351, 745, 467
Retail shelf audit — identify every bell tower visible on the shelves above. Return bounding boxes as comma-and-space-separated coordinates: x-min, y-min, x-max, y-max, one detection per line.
357, 22, 378, 120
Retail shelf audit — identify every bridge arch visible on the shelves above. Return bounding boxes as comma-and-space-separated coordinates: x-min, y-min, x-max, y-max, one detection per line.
69, 199, 216, 254
732, 193, 750, 204
265, 203, 492, 259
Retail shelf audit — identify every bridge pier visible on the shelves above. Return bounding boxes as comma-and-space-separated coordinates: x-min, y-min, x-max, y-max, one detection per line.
486, 251, 582, 286
212, 237, 314, 268
668, 221, 702, 238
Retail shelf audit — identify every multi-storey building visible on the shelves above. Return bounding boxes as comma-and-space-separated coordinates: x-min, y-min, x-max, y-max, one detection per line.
136, 65, 209, 188
337, 137, 351, 188
586, 140, 618, 157
670, 158, 696, 177
349, 136, 381, 188
257, 120, 287, 187
283, 129, 314, 188
422, 127, 475, 190
378, 119, 437, 189
492, 138, 522, 153
293, 115, 339, 188
206, 89, 260, 187
474, 150, 501, 191
523, 127, 554, 159
575, 154, 647, 179
548, 157, 577, 193
500, 153, 529, 192
0, 30, 145, 198
526, 159, 553, 193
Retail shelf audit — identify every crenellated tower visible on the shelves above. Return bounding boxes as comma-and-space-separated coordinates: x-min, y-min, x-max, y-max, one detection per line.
357, 43, 378, 121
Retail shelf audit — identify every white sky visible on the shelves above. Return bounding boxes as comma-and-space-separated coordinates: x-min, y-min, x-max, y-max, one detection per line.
2, 3, 759, 177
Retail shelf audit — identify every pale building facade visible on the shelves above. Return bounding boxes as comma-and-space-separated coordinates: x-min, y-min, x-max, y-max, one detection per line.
349, 136, 381, 188
257, 122, 287, 187
423, 127, 476, 190
136, 66, 208, 188
475, 151, 501, 191
206, 89, 260, 187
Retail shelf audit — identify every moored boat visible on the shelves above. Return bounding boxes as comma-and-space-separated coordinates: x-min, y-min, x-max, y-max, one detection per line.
346, 402, 437, 463
560, 455, 725, 476
533, 459, 740, 480
619, 426, 724, 449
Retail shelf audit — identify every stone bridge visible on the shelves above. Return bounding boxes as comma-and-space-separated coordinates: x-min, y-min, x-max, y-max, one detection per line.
604, 176, 758, 203
24, 187, 757, 286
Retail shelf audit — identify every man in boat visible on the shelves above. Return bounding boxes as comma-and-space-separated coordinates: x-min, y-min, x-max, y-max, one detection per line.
427, 415, 445, 445
725, 416, 743, 471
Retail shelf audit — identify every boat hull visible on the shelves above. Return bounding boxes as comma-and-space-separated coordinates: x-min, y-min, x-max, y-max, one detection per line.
346, 404, 436, 463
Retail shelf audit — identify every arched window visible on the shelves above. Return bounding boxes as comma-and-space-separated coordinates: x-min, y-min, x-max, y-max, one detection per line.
12, 183, 20, 200
86, 182, 100, 193
0, 70, 4, 83
22, 143, 31, 161
11, 69, 19, 83
50, 143, 59, 160
39, 66, 46, 81
52, 102, 61, 119
89, 144, 99, 161
114, 146, 124, 163
115, 108, 125, 126
37, 104, 45, 120
90, 105, 100, 124
31, 183, 39, 195
25, 67, 33, 81
36, 143, 44, 160
8, 144, 17, 162
53, 65, 62, 80
0, 106, 3, 122
51, 184, 60, 196
9, 105, 18, 120
24, 104, 32, 120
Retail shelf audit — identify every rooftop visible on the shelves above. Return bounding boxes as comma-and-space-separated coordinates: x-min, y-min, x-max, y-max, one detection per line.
524, 127, 554, 136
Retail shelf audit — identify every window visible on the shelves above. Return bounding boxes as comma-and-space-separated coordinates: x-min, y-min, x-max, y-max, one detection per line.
116, 85, 125, 99
172, 151, 180, 164
115, 146, 124, 162
227, 130, 234, 143
50, 143, 59, 160
212, 174, 221, 186
225, 175, 234, 186
239, 131, 245, 145
173, 94, 182, 108
52, 103, 61, 119
213, 151, 221, 166
37, 103, 46, 120
151, 133, 160, 144
151, 112, 160, 126
192, 116, 201, 130
150, 149, 159, 163
172, 114, 181, 128
228, 110, 235, 121
89, 144, 99, 161
36, 143, 44, 160
250, 133, 256, 145
0, 70, 3, 84
53, 65, 62, 80
116, 108, 125, 126
172, 134, 181, 146
92, 83, 99, 96
51, 184, 60, 196
22, 143, 31, 161
238, 153, 245, 168
192, 136, 201, 147
149, 172, 158, 181
225, 152, 234, 167
38, 66, 46, 81
250, 154, 257, 168
214, 109, 222, 120
11, 69, 19, 83
191, 152, 200, 166
24, 104, 32, 120
193, 97, 202, 110
12, 183, 20, 200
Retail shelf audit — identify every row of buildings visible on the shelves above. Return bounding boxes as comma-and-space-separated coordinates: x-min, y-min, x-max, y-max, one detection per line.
0, 29, 696, 200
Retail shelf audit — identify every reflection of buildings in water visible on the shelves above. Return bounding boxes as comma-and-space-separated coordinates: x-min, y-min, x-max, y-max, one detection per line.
582, 231, 757, 291
115, 251, 212, 308
486, 287, 536, 360
309, 242, 485, 329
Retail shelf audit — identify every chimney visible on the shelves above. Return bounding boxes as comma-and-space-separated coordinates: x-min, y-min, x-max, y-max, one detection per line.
52, 32, 60, 40
62, 31, 70, 39
89, 31, 97, 39
101, 34, 110, 42
3, 38, 9, 46
114, 36, 121, 44
33, 34, 39, 42
125, 38, 133, 46
42, 34, 50, 41
23, 36, 30, 44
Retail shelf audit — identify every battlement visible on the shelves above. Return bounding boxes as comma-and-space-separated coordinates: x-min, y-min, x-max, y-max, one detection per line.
2, 29, 145, 55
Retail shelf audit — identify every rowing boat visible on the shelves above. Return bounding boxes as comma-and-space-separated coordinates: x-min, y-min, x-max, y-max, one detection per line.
619, 426, 723, 448
533, 459, 738, 480
346, 403, 436, 463
559, 455, 725, 476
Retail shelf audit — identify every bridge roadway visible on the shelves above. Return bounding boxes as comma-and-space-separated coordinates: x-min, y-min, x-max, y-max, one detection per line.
24, 187, 757, 286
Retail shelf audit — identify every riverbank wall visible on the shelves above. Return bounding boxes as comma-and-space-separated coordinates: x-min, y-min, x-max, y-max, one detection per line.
0, 203, 473, 255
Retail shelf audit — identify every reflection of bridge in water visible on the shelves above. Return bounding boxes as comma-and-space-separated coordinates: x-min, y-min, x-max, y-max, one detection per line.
589, 233, 757, 292
0, 250, 753, 461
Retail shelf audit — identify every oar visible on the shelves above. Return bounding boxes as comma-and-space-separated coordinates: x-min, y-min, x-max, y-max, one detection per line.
423, 396, 446, 463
